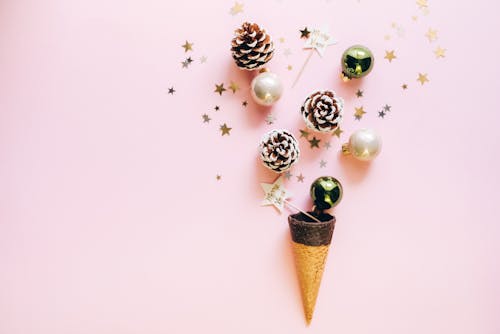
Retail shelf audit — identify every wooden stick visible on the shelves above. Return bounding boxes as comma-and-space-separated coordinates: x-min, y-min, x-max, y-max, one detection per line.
292, 49, 314, 88
284, 200, 321, 223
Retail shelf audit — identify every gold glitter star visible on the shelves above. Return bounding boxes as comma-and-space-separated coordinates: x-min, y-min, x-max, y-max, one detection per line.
220, 123, 232, 136
229, 81, 240, 93
287, 65, 293, 71
300, 129, 310, 139
412, 15, 418, 21
214, 83, 226, 95
181, 41, 193, 52
309, 137, 321, 149
229, 2, 244, 15
354, 106, 366, 120
425, 28, 438, 42
320, 160, 327, 168
333, 127, 343, 138
296, 173, 305, 183
356, 89, 363, 98
416, 0, 428, 9
300, 27, 311, 39
434, 46, 446, 58
202, 114, 211, 123
216, 174, 222, 181
279, 37, 285, 43
402, 83, 408, 90
200, 56, 207, 63
385, 50, 396, 62
384, 35, 391, 41
417, 73, 429, 85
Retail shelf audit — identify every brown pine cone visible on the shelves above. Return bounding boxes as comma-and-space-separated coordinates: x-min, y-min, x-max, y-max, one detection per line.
301, 90, 344, 133
231, 22, 275, 70
259, 129, 300, 173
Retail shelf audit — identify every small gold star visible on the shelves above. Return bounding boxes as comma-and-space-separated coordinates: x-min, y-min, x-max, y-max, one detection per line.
300, 27, 311, 39
354, 106, 366, 120
309, 137, 321, 149
300, 129, 310, 139
229, 2, 244, 15
242, 101, 248, 107
181, 41, 193, 52
384, 50, 396, 62
216, 174, 221, 181
425, 28, 438, 42
402, 83, 408, 90
200, 56, 207, 63
412, 15, 418, 21
214, 83, 226, 95
202, 114, 211, 123
333, 127, 343, 138
279, 37, 285, 43
416, 0, 428, 9
417, 73, 429, 85
220, 123, 232, 136
434, 46, 446, 58
356, 89, 363, 98
384, 35, 391, 41
296, 174, 305, 183
229, 81, 240, 93
287, 65, 293, 71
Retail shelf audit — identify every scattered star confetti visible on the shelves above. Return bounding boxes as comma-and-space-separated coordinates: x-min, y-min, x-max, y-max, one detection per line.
168, 87, 175, 95
385, 50, 397, 62
383, 104, 392, 112
354, 106, 366, 120
309, 136, 321, 149
220, 123, 232, 136
200, 56, 207, 63
378, 110, 386, 118
300, 27, 311, 39
324, 141, 332, 149
214, 105, 220, 111
402, 83, 408, 90
434, 46, 446, 58
214, 83, 226, 95
261, 177, 291, 213
230, 2, 244, 15
287, 65, 293, 71
202, 114, 211, 123
425, 28, 438, 42
284, 48, 292, 57
356, 89, 364, 98
242, 101, 248, 107
333, 127, 343, 138
279, 37, 285, 43
229, 81, 240, 93
300, 129, 310, 139
412, 15, 418, 21
296, 174, 305, 183
265, 113, 276, 125
416, 0, 428, 9
186, 57, 193, 64
181, 41, 193, 52
216, 174, 221, 181
384, 35, 392, 41
181, 59, 190, 68
320, 160, 327, 168
417, 73, 429, 85
284, 171, 293, 180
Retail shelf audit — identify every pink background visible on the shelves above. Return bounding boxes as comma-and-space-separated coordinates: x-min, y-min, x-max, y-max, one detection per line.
1, 0, 499, 333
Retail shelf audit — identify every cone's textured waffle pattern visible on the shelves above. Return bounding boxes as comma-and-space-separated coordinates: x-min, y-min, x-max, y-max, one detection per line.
231, 22, 275, 70
288, 212, 335, 325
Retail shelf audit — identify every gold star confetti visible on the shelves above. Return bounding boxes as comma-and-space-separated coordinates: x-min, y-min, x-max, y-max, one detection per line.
333, 127, 343, 138
412, 15, 418, 21
181, 41, 193, 52
202, 114, 211, 123
356, 89, 363, 98
284, 171, 293, 180
214, 105, 220, 111
434, 46, 446, 58
220, 123, 232, 136
167, 87, 175, 95
216, 174, 222, 181
378, 110, 386, 118
309, 137, 321, 149
200, 56, 207, 63
354, 106, 366, 120
296, 173, 305, 183
284, 48, 292, 57
229, 2, 244, 15
279, 37, 285, 43
425, 28, 438, 42
383, 104, 392, 112
242, 101, 248, 107
229, 81, 240, 93
287, 65, 293, 71
300, 27, 311, 39
416, 0, 428, 9
385, 50, 396, 62
402, 83, 408, 90
319, 160, 327, 168
214, 83, 226, 95
384, 35, 392, 41
324, 141, 331, 149
300, 129, 310, 139
417, 73, 429, 85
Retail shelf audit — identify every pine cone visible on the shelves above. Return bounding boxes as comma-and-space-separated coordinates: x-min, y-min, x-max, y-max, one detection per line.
301, 90, 343, 133
231, 22, 275, 70
259, 129, 300, 173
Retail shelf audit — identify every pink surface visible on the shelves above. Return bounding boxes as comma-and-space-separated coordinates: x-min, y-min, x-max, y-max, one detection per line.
1, 0, 499, 333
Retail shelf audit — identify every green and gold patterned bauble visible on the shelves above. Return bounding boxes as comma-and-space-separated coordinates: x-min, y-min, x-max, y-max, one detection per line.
310, 176, 343, 210
341, 45, 374, 81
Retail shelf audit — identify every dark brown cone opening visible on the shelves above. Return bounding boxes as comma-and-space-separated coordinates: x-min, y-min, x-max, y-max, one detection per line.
288, 212, 335, 246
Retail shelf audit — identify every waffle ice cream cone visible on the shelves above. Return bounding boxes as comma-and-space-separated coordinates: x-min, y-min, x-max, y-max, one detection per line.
288, 212, 335, 325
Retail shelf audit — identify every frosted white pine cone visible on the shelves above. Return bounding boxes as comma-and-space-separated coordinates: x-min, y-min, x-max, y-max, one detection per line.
259, 129, 300, 173
301, 90, 343, 133
231, 22, 275, 70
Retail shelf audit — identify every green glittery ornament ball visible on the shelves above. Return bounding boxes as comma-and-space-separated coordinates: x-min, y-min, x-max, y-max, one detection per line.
310, 176, 343, 210
341, 45, 374, 80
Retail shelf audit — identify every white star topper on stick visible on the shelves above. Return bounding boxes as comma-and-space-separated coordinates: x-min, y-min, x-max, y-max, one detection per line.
293, 27, 337, 87
261, 177, 320, 222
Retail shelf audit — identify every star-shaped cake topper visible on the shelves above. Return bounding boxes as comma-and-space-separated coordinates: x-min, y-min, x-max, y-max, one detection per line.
303, 27, 337, 57
261, 177, 291, 213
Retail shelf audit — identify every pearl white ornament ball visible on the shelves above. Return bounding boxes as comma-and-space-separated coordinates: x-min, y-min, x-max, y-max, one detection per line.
250, 71, 283, 106
344, 128, 382, 161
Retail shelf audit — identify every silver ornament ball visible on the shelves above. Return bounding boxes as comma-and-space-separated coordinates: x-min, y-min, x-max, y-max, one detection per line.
250, 71, 283, 106
342, 128, 382, 161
